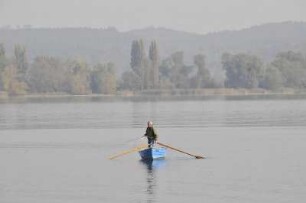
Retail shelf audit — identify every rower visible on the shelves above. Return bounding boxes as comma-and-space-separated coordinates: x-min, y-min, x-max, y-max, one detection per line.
144, 121, 158, 148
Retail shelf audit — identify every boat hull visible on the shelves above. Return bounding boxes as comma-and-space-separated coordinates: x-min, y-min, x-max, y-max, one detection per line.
138, 147, 166, 160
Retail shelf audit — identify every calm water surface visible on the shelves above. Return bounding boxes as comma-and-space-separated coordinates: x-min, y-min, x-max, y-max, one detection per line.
0, 96, 306, 203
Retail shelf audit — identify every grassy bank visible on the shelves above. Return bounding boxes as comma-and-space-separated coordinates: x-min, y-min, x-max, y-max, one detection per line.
1, 88, 306, 103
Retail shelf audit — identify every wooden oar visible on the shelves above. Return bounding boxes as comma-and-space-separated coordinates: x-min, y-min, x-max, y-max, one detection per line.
157, 142, 204, 159
108, 144, 147, 160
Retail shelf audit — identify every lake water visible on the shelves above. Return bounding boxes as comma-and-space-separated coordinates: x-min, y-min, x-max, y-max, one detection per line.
0, 95, 306, 203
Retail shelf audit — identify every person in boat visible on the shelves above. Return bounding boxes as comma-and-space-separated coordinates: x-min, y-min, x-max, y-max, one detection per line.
144, 121, 158, 148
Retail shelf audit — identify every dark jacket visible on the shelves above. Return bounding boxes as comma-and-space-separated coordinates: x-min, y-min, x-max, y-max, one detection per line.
145, 127, 158, 140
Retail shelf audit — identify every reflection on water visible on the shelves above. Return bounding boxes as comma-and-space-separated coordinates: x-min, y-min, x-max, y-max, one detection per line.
140, 159, 166, 203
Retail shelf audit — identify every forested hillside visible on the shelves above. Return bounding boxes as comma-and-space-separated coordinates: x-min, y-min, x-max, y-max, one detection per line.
1, 22, 306, 73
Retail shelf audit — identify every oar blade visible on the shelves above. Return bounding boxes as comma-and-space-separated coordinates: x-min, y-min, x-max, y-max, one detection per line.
195, 155, 205, 159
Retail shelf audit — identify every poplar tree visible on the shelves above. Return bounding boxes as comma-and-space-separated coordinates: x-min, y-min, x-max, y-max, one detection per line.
130, 39, 146, 90
193, 54, 211, 88
149, 40, 159, 88
14, 44, 28, 75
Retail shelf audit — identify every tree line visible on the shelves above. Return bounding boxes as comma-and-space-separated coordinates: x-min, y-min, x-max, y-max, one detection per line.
0, 44, 116, 95
0, 40, 305, 96
222, 51, 306, 90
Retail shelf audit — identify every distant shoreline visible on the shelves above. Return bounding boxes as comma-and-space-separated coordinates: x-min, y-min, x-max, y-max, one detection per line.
1, 88, 306, 102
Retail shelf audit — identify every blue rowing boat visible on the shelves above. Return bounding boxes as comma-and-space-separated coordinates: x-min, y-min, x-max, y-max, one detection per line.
138, 147, 166, 160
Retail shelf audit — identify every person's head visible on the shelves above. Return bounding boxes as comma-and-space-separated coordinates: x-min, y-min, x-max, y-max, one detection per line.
147, 121, 153, 127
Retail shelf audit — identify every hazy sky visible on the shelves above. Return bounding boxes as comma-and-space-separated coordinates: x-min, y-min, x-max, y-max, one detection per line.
0, 0, 305, 34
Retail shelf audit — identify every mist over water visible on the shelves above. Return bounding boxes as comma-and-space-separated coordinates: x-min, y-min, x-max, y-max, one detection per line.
1, 95, 306, 202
